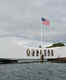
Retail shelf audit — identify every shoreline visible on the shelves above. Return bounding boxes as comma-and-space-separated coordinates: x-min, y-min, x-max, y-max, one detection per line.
0, 57, 66, 64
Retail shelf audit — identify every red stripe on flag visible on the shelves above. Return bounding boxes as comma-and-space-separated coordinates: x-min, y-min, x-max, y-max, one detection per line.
42, 20, 50, 26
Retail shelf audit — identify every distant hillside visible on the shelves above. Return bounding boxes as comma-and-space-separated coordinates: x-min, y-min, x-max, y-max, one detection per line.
47, 42, 65, 48
0, 58, 18, 64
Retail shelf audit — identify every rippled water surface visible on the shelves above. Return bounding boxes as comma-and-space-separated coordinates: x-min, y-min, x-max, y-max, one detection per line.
0, 62, 66, 80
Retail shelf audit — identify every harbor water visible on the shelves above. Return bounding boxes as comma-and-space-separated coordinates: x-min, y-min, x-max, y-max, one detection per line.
0, 62, 66, 80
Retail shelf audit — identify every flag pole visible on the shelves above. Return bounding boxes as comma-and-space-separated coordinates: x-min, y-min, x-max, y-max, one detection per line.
46, 25, 48, 48
41, 24, 44, 48
41, 17, 50, 48
46, 25, 47, 47
41, 23, 42, 47
43, 24, 44, 48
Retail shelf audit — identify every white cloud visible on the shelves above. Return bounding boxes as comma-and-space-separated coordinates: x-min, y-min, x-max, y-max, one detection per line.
0, 37, 25, 59
0, 0, 65, 46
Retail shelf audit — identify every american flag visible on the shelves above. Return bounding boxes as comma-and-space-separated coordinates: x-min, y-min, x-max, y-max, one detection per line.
41, 17, 50, 26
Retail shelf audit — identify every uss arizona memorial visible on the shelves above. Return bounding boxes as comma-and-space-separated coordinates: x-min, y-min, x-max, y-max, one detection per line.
24, 46, 66, 62
0, 38, 66, 63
